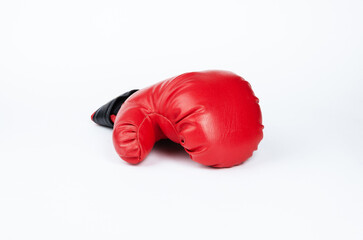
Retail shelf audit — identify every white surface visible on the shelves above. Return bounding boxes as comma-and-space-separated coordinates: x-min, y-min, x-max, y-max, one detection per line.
1, 0, 362, 239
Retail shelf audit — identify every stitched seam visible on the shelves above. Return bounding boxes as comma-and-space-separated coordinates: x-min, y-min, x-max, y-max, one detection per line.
136, 114, 149, 161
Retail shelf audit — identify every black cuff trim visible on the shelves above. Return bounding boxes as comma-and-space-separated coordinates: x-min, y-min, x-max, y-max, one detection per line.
92, 89, 138, 128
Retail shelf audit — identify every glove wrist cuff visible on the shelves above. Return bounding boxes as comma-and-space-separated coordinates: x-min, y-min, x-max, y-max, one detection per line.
91, 89, 138, 128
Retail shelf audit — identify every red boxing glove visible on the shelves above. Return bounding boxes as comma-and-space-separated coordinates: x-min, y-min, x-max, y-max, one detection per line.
91, 70, 263, 168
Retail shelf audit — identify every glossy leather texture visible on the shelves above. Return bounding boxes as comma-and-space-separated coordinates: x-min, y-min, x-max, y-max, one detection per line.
112, 70, 263, 168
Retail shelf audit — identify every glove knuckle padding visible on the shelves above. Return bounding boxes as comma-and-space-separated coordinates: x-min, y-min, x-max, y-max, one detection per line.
112, 70, 263, 168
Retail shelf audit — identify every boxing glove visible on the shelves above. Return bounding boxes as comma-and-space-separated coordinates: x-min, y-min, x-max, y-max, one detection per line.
91, 70, 263, 168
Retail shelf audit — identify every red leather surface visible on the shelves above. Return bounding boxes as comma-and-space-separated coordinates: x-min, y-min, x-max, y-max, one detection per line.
113, 70, 263, 168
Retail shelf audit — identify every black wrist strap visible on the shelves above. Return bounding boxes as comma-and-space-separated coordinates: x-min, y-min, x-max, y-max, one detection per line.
91, 89, 138, 128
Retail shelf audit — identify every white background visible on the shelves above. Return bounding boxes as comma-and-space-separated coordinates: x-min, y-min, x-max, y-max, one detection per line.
1, 0, 362, 239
